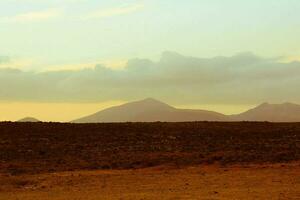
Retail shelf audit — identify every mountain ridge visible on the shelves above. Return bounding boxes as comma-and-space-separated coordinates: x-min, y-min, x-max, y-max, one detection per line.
72, 98, 300, 123
231, 102, 300, 122
72, 98, 226, 123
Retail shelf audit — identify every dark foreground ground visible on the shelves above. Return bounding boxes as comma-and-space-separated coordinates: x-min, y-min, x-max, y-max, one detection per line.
0, 122, 300, 174
1, 122, 300, 199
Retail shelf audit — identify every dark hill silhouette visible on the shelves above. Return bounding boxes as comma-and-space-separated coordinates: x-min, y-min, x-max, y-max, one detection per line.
17, 117, 40, 122
72, 98, 226, 123
232, 102, 300, 122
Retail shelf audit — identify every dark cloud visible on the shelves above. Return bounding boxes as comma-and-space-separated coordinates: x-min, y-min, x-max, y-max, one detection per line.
0, 52, 300, 105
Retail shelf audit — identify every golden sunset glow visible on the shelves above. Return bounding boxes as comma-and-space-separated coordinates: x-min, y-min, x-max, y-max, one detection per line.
0, 101, 125, 122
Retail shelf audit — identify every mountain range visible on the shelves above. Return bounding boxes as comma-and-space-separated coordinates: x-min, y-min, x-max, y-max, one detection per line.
72, 98, 300, 123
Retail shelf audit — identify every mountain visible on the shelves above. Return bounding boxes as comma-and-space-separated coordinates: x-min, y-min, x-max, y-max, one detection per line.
72, 98, 226, 123
72, 99, 300, 123
17, 117, 40, 122
232, 102, 300, 122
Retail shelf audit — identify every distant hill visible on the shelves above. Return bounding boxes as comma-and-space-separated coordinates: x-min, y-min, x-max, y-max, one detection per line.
72, 99, 300, 123
72, 98, 226, 123
17, 117, 40, 123
232, 102, 300, 122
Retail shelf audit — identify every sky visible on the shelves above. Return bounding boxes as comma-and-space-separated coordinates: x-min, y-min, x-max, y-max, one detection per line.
0, 0, 300, 121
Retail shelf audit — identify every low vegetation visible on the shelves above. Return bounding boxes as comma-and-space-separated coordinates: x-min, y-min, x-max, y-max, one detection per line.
0, 122, 299, 175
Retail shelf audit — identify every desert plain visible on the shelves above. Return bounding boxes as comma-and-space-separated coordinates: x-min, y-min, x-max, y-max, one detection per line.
0, 122, 299, 199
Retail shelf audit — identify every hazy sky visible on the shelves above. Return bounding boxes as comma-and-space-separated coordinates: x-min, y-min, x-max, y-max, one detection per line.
0, 0, 300, 121
1, 0, 300, 69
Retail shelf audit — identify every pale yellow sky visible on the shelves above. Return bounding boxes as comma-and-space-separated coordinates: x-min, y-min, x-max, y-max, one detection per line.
0, 101, 125, 122
0, 101, 254, 122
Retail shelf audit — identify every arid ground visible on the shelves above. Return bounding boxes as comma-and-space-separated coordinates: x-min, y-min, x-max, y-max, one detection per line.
0, 122, 300, 199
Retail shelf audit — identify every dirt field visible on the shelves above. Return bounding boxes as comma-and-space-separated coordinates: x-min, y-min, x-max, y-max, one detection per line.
1, 122, 300, 174
0, 122, 300, 199
1, 164, 300, 200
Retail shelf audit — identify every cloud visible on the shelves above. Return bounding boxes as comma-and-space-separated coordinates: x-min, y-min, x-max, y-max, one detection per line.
280, 55, 300, 63
1, 52, 300, 105
82, 3, 144, 20
0, 56, 10, 64
0, 8, 62, 23
0, 56, 35, 70
44, 59, 127, 72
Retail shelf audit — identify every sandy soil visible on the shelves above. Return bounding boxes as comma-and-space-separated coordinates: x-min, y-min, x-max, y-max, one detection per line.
1, 163, 300, 200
